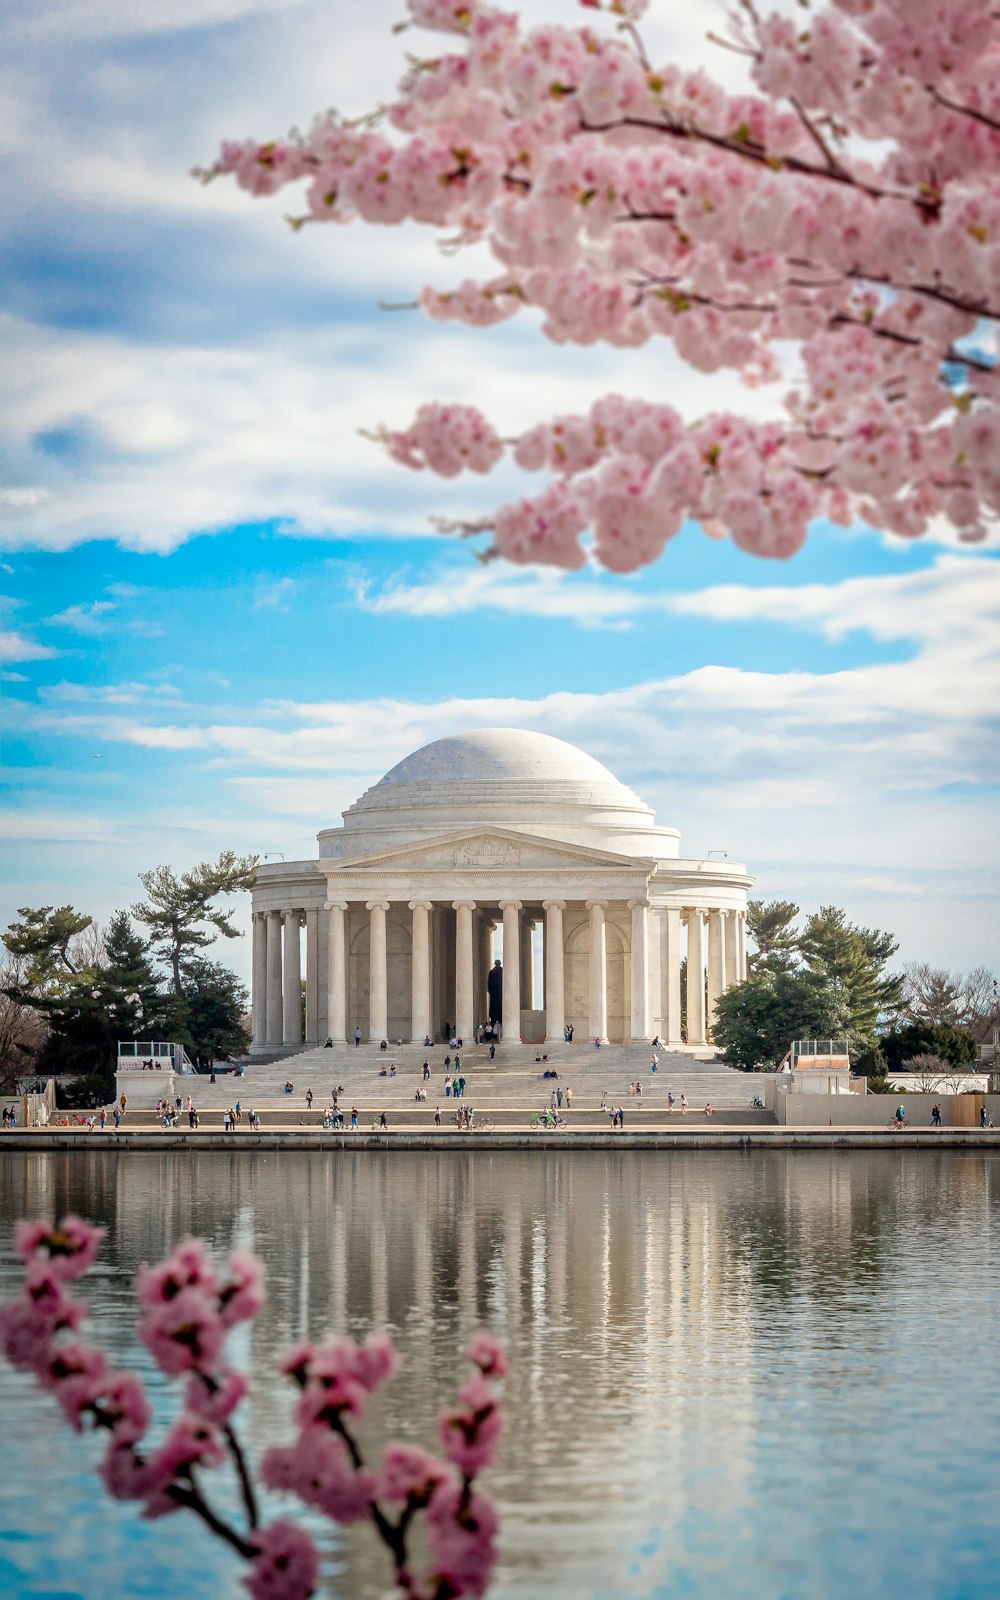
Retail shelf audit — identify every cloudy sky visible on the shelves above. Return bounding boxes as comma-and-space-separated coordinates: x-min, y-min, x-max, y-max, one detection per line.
2, 0, 998, 983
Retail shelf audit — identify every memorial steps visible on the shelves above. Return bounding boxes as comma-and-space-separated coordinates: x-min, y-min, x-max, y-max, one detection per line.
167, 1041, 760, 1113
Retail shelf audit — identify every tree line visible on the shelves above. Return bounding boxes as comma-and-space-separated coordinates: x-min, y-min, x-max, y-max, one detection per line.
1, 852, 257, 1103
714, 900, 997, 1082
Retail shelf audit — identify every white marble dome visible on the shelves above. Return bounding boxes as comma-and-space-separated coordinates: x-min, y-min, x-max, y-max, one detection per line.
322, 727, 680, 859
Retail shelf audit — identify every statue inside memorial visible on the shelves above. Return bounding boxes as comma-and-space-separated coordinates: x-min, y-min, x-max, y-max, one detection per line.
487, 958, 503, 1029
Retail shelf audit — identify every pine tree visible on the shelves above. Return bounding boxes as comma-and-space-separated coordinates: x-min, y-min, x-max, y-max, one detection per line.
132, 852, 257, 996
746, 900, 799, 976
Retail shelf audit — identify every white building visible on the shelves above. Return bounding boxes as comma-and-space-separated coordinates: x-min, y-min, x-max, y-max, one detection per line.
250, 728, 753, 1052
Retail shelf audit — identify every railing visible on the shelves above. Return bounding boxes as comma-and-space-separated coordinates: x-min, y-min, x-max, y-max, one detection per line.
790, 1040, 849, 1063
117, 1041, 195, 1074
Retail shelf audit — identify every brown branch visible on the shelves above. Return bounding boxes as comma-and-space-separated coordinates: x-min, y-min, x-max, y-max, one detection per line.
223, 1423, 259, 1530
788, 94, 849, 177
927, 85, 1000, 135
576, 112, 926, 211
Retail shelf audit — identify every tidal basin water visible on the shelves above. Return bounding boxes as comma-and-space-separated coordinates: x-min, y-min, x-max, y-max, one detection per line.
2, 1148, 999, 1599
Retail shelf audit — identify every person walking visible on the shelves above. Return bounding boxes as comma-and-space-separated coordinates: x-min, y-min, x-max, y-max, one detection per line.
306, 1089, 313, 1109
351, 1107, 359, 1129
354, 1027, 361, 1047
224, 1108, 232, 1133
679, 1094, 687, 1114
434, 1105, 442, 1126
422, 1060, 430, 1082
667, 1090, 675, 1112
565, 1087, 572, 1109
931, 1102, 942, 1126
618, 1105, 625, 1128
445, 1075, 452, 1099
113, 1105, 122, 1130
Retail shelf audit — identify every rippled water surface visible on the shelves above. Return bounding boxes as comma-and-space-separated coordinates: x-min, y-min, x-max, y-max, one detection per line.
1, 1149, 999, 1599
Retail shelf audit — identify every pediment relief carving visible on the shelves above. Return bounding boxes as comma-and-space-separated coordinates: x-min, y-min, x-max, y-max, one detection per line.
328, 830, 651, 876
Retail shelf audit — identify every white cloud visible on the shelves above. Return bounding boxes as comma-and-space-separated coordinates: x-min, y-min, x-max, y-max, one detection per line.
0, 629, 56, 663
46, 600, 117, 635
254, 576, 299, 610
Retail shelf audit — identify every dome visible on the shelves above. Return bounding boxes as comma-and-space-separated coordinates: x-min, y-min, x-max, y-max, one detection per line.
320, 728, 680, 860
374, 729, 642, 805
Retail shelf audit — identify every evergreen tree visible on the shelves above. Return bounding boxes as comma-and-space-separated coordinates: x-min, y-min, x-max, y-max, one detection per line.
713, 970, 849, 1072
746, 900, 799, 976
132, 852, 257, 996
163, 958, 250, 1068
798, 906, 903, 1043
4, 905, 93, 982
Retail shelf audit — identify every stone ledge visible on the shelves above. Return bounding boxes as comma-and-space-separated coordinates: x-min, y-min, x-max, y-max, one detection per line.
2, 1130, 999, 1152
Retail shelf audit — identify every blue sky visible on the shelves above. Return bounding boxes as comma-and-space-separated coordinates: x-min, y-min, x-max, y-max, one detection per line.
2, 0, 999, 984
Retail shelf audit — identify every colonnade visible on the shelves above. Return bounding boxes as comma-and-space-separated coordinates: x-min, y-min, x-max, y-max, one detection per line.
251, 899, 748, 1051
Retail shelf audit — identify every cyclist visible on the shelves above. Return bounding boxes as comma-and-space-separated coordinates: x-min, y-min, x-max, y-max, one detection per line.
893, 1104, 906, 1129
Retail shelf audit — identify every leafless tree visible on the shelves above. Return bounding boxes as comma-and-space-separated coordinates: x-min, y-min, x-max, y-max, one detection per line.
0, 956, 48, 1095
901, 962, 999, 1043
901, 1053, 954, 1093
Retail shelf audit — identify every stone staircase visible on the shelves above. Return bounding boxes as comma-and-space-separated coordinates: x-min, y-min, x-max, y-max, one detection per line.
172, 1039, 765, 1117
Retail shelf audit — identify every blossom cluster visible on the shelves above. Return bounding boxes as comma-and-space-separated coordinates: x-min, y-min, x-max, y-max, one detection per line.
205, 0, 1000, 568
0, 1218, 505, 1600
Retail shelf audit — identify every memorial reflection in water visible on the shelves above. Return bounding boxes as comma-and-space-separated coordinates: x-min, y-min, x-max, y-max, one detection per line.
2, 1149, 1000, 1600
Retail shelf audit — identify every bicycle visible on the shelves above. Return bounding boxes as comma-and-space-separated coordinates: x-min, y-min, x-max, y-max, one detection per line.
887, 1116, 908, 1130
474, 1115, 495, 1132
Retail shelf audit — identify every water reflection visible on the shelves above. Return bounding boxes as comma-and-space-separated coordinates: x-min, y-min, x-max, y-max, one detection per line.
1, 1150, 999, 1599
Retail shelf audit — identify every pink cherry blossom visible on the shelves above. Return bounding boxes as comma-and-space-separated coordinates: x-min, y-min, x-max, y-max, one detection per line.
137, 1238, 221, 1308
3, 1218, 503, 1598
466, 1329, 506, 1378
438, 1371, 503, 1476
14, 1216, 104, 1280
219, 1249, 267, 1329
243, 1521, 320, 1600
425, 1480, 500, 1599
373, 1441, 450, 1505
204, 0, 1000, 572
137, 1284, 226, 1376
186, 1366, 249, 1426
262, 1427, 375, 1523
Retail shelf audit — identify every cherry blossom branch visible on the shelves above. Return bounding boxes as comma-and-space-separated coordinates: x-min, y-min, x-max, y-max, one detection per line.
1, 1219, 505, 1600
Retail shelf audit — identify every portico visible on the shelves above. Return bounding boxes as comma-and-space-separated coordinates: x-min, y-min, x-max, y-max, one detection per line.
250, 730, 754, 1052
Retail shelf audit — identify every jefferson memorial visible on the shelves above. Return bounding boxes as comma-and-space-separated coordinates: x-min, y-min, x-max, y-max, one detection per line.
250, 729, 753, 1054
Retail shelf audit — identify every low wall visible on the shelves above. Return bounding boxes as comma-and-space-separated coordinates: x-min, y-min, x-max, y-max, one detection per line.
778, 1092, 1000, 1128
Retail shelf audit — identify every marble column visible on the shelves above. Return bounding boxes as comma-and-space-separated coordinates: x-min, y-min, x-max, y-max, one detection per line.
500, 900, 522, 1041
325, 901, 347, 1042
724, 910, 740, 994
251, 911, 267, 1048
543, 899, 565, 1043
304, 908, 319, 1044
660, 907, 683, 1045
520, 913, 534, 1010
409, 901, 433, 1044
586, 899, 608, 1043
367, 900, 390, 1042
738, 912, 748, 979
685, 908, 707, 1046
706, 909, 727, 1037
282, 912, 302, 1046
629, 898, 650, 1042
265, 910, 283, 1046
453, 900, 476, 1043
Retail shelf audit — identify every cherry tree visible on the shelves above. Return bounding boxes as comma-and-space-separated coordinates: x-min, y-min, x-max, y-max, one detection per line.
204, 0, 1000, 572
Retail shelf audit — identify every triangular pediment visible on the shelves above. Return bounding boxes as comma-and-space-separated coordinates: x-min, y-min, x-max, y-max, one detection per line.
326, 827, 655, 876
